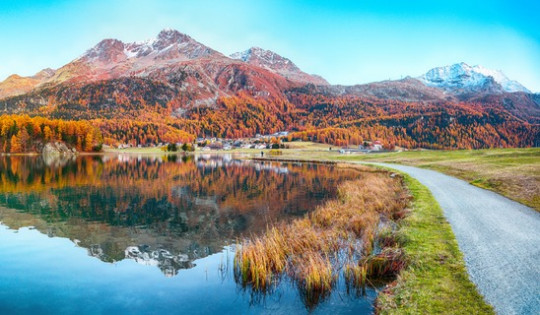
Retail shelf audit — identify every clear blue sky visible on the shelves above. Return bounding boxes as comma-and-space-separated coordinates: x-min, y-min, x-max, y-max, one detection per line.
1, 0, 539, 91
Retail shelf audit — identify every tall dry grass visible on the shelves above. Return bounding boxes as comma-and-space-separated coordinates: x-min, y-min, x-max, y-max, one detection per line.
234, 168, 410, 304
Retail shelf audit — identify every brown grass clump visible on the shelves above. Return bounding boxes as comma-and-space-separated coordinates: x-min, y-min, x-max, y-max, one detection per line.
234, 168, 409, 305
364, 248, 407, 278
235, 227, 288, 290
344, 263, 368, 289
296, 253, 336, 307
298, 253, 335, 290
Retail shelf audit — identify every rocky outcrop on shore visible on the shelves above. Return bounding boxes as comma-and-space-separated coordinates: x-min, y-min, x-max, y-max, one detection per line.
42, 142, 77, 167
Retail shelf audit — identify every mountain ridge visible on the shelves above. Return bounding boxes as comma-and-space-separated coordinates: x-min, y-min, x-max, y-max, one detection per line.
0, 29, 326, 100
0, 29, 537, 150
0, 29, 533, 101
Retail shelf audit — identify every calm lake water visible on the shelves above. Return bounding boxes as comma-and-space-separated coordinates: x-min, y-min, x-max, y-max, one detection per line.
0, 154, 378, 314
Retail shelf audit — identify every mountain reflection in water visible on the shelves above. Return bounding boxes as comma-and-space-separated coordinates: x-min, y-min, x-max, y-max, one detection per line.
0, 154, 358, 277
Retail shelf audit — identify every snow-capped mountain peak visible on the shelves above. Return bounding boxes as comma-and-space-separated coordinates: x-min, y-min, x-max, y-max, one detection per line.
419, 62, 530, 93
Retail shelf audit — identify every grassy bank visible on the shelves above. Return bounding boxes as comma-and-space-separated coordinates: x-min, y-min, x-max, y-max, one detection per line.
234, 162, 493, 313
375, 172, 493, 314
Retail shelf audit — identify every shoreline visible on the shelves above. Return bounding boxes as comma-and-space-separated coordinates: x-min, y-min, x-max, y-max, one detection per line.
0, 149, 502, 313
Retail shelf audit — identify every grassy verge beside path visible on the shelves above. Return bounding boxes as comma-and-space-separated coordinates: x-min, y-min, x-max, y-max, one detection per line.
375, 171, 493, 314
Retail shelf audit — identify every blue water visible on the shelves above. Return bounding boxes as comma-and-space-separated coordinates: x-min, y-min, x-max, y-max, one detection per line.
0, 225, 377, 314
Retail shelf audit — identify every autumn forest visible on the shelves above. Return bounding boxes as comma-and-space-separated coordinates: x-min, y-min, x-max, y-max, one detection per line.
0, 77, 538, 152
0, 114, 102, 153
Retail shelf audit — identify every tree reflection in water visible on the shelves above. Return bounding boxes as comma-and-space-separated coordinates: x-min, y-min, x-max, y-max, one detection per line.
0, 154, 358, 277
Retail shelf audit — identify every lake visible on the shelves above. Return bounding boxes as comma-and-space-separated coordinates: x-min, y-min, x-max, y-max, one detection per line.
0, 154, 379, 314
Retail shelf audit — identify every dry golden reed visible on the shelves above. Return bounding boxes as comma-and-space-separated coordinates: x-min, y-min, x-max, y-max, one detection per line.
234, 168, 409, 302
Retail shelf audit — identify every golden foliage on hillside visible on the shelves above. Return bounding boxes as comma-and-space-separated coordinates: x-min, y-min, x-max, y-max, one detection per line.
0, 77, 537, 149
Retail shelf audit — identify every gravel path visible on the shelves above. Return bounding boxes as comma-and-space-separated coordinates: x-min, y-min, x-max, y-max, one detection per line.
369, 163, 540, 315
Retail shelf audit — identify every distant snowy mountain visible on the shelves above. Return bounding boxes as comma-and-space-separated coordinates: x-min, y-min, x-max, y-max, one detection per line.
230, 47, 328, 85
418, 62, 530, 94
